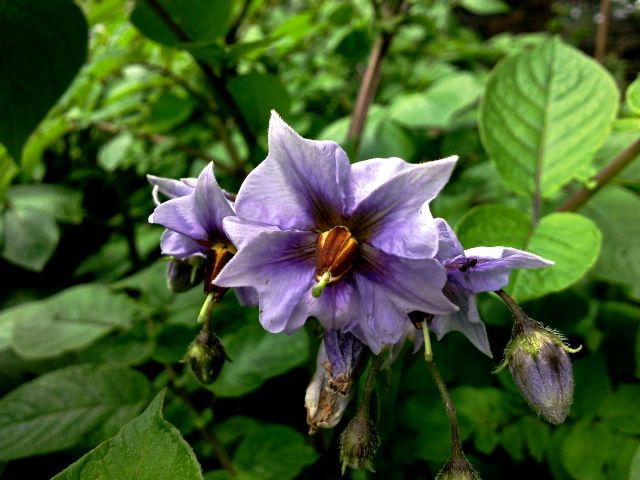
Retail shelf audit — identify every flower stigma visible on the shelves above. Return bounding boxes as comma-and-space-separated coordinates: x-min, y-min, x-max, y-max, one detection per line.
312, 226, 359, 298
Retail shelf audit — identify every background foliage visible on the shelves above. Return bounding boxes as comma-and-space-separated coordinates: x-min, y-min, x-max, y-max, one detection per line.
0, 0, 639, 479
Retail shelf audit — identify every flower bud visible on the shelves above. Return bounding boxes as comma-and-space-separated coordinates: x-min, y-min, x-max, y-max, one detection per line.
436, 455, 481, 480
497, 318, 580, 425
339, 408, 380, 474
185, 327, 229, 385
166, 256, 204, 292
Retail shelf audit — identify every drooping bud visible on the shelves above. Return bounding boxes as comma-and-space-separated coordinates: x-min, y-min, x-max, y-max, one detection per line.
496, 317, 580, 425
203, 243, 236, 301
166, 256, 204, 292
339, 408, 380, 474
312, 226, 358, 297
305, 333, 362, 434
436, 454, 481, 480
185, 327, 230, 385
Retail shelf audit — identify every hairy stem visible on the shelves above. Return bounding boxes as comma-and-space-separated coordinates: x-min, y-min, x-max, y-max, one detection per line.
558, 137, 640, 212
359, 354, 383, 413
423, 327, 464, 459
595, 0, 611, 64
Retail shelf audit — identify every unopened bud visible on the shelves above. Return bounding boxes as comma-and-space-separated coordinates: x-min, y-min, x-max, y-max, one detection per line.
436, 454, 481, 480
185, 327, 229, 384
496, 318, 581, 425
166, 256, 204, 292
339, 409, 380, 474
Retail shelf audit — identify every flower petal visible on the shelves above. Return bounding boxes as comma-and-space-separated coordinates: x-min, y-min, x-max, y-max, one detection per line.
222, 216, 280, 250
351, 157, 457, 259
159, 230, 204, 258
435, 218, 464, 261
214, 228, 316, 333
234, 287, 259, 307
151, 164, 234, 243
431, 283, 492, 357
453, 247, 553, 293
234, 111, 353, 231
350, 157, 414, 208
147, 174, 195, 200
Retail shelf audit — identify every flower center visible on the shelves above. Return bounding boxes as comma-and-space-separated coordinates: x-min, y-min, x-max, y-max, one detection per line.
312, 226, 359, 298
203, 242, 237, 301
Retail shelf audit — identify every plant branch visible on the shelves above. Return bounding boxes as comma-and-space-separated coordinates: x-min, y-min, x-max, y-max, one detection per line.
360, 354, 383, 411
422, 325, 464, 459
346, 1, 408, 155
557, 137, 640, 212
225, 0, 252, 44
595, 0, 611, 64
165, 365, 237, 476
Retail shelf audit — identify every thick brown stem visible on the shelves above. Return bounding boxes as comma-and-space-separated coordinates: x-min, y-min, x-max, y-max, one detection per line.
594, 0, 611, 64
558, 137, 640, 212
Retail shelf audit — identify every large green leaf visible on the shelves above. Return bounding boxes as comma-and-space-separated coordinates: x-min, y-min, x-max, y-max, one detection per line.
211, 317, 310, 398
0, 284, 141, 359
0, 0, 88, 159
233, 424, 318, 480
52, 390, 203, 480
130, 0, 232, 47
510, 213, 601, 301
581, 186, 640, 287
479, 37, 618, 197
6, 184, 83, 224
456, 208, 602, 302
1, 204, 59, 271
0, 364, 150, 460
626, 75, 640, 115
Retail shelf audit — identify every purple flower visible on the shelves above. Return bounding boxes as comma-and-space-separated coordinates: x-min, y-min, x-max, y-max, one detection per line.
148, 164, 256, 305
431, 218, 553, 357
214, 112, 458, 353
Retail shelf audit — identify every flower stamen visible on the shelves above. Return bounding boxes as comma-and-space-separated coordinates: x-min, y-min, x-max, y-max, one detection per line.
313, 226, 359, 297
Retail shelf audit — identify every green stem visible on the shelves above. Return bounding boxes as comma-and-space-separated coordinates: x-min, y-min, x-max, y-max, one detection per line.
198, 292, 216, 325
359, 354, 383, 413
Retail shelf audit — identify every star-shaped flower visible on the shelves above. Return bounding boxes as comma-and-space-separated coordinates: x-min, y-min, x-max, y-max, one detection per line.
214, 112, 458, 352
431, 218, 553, 357
148, 164, 256, 305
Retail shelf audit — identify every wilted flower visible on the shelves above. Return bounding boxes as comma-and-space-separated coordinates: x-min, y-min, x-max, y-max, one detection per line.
305, 332, 361, 433
148, 164, 256, 305
215, 112, 458, 352
339, 407, 380, 473
497, 316, 579, 424
185, 326, 230, 385
427, 218, 553, 357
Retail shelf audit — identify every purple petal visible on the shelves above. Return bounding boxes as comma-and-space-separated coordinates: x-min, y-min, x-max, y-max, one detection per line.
350, 157, 414, 207
453, 247, 553, 293
234, 111, 353, 231
147, 174, 195, 200
431, 283, 492, 357
222, 216, 280, 250
360, 244, 457, 315
159, 230, 204, 258
351, 157, 457, 259
234, 287, 259, 307
214, 228, 317, 333
435, 218, 464, 261
151, 164, 235, 243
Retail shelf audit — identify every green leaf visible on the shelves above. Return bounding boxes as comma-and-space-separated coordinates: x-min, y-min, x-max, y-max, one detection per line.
479, 37, 619, 197
97, 132, 135, 172
1, 204, 59, 271
0, 154, 18, 197
597, 385, 640, 435
459, 0, 510, 15
456, 204, 531, 249
510, 213, 602, 301
233, 424, 317, 480
211, 317, 309, 398
147, 91, 195, 133
7, 184, 83, 224
0, 0, 88, 159
581, 186, 640, 287
626, 75, 640, 115
227, 73, 292, 134
131, 0, 232, 47
389, 72, 482, 129
0, 364, 150, 460
52, 390, 203, 480
0, 284, 141, 360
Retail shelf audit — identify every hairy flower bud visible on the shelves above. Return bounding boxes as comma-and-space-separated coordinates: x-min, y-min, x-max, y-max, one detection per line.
185, 327, 229, 385
436, 454, 481, 480
339, 408, 380, 474
497, 318, 580, 425
166, 256, 204, 292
